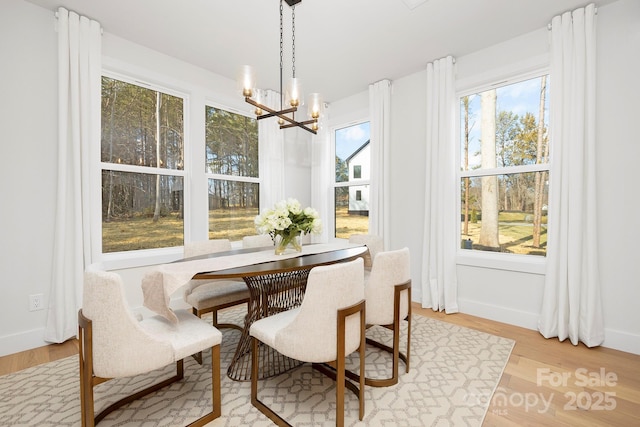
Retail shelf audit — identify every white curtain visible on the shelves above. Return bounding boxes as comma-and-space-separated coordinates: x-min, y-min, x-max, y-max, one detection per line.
44, 8, 101, 343
258, 89, 286, 210
310, 105, 331, 243
368, 80, 391, 248
538, 4, 604, 347
421, 56, 458, 313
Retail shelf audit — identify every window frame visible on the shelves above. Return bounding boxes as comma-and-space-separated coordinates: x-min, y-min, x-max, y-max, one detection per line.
203, 100, 260, 244
455, 67, 550, 274
99, 69, 192, 269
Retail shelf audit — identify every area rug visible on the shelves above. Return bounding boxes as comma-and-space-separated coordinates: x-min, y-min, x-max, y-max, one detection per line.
0, 308, 514, 426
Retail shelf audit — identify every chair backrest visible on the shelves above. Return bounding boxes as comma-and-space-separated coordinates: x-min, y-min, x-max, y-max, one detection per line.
242, 234, 273, 248
349, 234, 384, 267
184, 239, 232, 258
82, 270, 174, 378
365, 247, 411, 326
275, 257, 365, 362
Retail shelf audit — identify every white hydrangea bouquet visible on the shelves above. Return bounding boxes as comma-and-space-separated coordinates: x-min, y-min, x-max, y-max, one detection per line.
254, 198, 322, 254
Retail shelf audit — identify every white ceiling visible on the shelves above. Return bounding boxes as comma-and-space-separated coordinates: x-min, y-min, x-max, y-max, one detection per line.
25, 0, 613, 103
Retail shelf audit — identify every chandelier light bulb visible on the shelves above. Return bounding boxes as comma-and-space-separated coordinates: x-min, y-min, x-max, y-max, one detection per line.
286, 77, 303, 107
308, 93, 322, 119
253, 89, 263, 115
237, 65, 255, 98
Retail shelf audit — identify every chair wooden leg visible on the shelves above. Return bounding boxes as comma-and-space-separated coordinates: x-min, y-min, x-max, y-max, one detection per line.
192, 303, 247, 366
405, 296, 411, 373
345, 281, 412, 388
251, 337, 291, 426
336, 300, 366, 425
191, 308, 204, 365
187, 345, 221, 427
213, 303, 247, 331
78, 311, 93, 427
358, 303, 366, 420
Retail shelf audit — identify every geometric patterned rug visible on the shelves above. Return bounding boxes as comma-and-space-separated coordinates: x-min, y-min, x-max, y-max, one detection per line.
0, 308, 514, 426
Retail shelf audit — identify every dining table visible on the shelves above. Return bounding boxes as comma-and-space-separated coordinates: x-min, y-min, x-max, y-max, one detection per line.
141, 242, 369, 381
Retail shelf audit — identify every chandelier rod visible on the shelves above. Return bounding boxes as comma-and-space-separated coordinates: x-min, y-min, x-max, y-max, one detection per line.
279, 0, 284, 112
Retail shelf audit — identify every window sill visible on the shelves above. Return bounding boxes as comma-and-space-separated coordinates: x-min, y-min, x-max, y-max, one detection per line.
101, 247, 184, 271
456, 250, 546, 275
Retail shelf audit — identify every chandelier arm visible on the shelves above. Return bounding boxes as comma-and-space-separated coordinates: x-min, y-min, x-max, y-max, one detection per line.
244, 97, 316, 134
279, 122, 317, 134
245, 97, 297, 118
255, 109, 298, 120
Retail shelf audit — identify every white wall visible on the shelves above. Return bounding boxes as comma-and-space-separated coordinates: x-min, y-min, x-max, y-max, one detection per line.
593, 0, 640, 353
1, 0, 58, 355
2, 0, 638, 356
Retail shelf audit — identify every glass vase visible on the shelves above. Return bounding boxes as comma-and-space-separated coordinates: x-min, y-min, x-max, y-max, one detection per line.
274, 231, 302, 255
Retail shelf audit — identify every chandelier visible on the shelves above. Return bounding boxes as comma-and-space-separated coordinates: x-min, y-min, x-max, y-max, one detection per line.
238, 0, 322, 135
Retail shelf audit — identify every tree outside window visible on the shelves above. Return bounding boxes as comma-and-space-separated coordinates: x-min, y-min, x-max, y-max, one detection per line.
101, 76, 185, 253
460, 75, 549, 256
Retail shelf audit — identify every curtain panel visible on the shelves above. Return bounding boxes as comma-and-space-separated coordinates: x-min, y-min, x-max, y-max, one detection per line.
368, 80, 391, 249
310, 105, 331, 243
44, 8, 101, 343
421, 56, 459, 313
538, 3, 604, 347
258, 89, 286, 211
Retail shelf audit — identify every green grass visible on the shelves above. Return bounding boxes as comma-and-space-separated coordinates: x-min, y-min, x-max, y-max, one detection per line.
208, 207, 259, 241
335, 207, 369, 239
104, 207, 542, 256
462, 211, 547, 256
103, 214, 184, 253
103, 206, 370, 253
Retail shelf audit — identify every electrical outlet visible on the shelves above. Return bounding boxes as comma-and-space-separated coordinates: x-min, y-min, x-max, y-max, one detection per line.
29, 294, 44, 311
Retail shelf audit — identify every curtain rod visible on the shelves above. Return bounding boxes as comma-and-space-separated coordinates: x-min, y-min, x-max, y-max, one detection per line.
547, 6, 597, 30
55, 10, 104, 34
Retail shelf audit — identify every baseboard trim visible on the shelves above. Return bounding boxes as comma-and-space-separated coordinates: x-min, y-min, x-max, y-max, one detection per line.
457, 298, 640, 355
0, 328, 49, 358
457, 298, 539, 330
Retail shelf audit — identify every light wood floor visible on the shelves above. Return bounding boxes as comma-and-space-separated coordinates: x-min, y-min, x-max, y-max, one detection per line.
1, 304, 638, 426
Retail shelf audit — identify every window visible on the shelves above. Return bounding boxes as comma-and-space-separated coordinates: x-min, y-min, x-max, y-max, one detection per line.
205, 105, 259, 242
334, 122, 370, 238
459, 74, 549, 257
101, 76, 186, 253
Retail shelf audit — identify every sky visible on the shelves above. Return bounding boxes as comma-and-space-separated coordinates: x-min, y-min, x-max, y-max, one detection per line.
335, 121, 370, 160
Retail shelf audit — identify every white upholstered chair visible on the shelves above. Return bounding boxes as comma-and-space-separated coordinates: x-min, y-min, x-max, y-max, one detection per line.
250, 258, 367, 426
182, 239, 250, 331
349, 233, 384, 269
352, 247, 412, 387
78, 270, 222, 427
183, 239, 249, 363
242, 234, 274, 249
